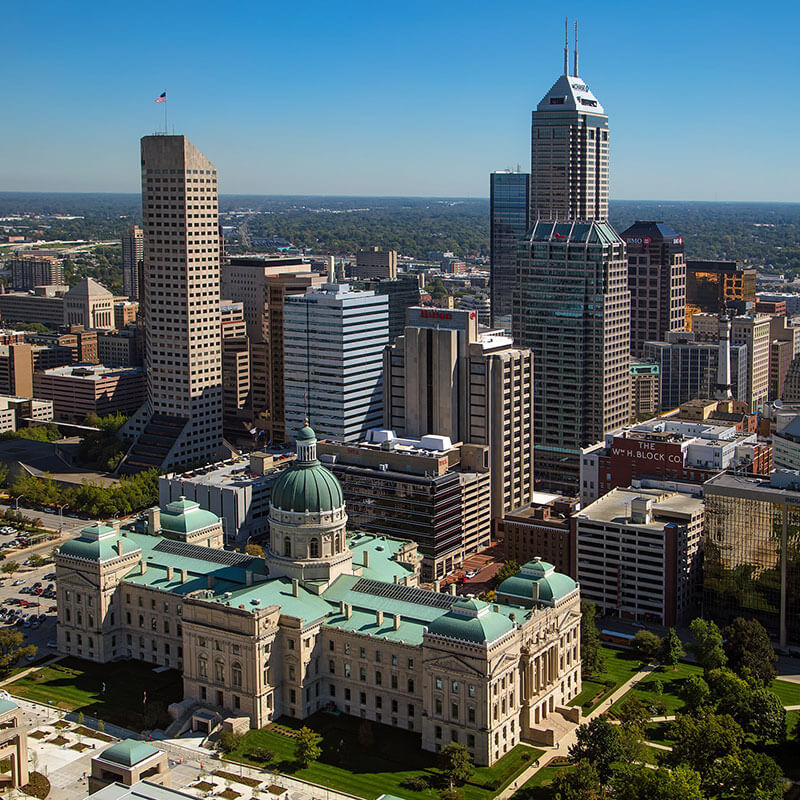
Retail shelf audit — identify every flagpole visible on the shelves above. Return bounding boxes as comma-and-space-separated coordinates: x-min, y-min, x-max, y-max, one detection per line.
164, 97, 168, 134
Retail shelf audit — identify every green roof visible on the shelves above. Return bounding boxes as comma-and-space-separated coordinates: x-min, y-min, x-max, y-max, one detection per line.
427, 599, 515, 645
270, 460, 343, 513
160, 498, 220, 534
58, 524, 138, 563
101, 738, 159, 767
350, 534, 414, 583
297, 425, 316, 442
324, 607, 428, 645
497, 559, 578, 604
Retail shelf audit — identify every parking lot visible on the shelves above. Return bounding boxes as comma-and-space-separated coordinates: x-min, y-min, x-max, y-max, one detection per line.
0, 522, 60, 664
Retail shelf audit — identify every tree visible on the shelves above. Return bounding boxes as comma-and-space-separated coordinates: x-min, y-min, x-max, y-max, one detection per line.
493, 560, 520, 587
549, 759, 603, 799
569, 716, 624, 783
617, 695, 650, 732
244, 543, 265, 558
1, 562, 19, 575
580, 601, 604, 678
217, 730, 242, 754
680, 674, 711, 712
438, 742, 473, 788
667, 711, 744, 773
659, 628, 685, 670
438, 789, 465, 800
612, 763, 705, 800
0, 629, 36, 676
27, 554, 44, 568
705, 750, 783, 800
747, 688, 786, 744
688, 618, 727, 673
631, 629, 662, 663
723, 617, 777, 686
293, 726, 322, 767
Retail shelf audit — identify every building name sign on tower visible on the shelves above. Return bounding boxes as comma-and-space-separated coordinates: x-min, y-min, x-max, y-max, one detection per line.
419, 309, 452, 320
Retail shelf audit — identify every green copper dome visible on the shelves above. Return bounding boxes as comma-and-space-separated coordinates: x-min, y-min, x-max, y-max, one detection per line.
497, 558, 578, 604
100, 738, 159, 767
160, 498, 220, 534
426, 598, 515, 644
270, 424, 344, 514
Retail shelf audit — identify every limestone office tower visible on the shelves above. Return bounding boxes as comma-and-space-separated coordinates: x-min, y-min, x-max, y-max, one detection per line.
121, 225, 144, 301
120, 136, 224, 472
513, 30, 630, 494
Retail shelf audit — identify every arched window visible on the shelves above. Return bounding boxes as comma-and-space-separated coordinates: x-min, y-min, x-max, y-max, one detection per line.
215, 659, 225, 682
283, 537, 291, 557
232, 662, 242, 688
309, 538, 320, 558
198, 655, 208, 679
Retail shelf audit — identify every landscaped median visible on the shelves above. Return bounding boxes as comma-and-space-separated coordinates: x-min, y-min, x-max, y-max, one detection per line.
222, 712, 543, 800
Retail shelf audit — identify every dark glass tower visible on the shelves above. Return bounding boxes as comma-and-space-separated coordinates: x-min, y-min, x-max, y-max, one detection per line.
490, 171, 529, 326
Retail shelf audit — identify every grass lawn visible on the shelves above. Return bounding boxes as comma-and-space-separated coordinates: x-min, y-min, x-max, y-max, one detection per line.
569, 645, 641, 715
609, 660, 705, 718
512, 761, 572, 800
771, 679, 800, 707
644, 721, 675, 747
7, 657, 182, 731
227, 712, 542, 800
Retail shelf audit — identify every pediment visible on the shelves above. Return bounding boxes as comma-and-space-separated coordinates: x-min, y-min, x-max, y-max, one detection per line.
424, 654, 483, 677
58, 572, 99, 590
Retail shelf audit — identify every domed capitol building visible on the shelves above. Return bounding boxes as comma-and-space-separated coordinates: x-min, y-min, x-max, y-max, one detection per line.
55, 425, 581, 765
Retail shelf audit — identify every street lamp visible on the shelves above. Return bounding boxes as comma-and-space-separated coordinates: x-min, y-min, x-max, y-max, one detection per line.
14, 495, 24, 512
57, 504, 67, 534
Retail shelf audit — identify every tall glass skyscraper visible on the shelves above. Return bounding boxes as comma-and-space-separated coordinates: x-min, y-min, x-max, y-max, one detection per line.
490, 171, 529, 326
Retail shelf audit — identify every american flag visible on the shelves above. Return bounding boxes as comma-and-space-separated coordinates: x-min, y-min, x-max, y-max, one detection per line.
154, 92, 166, 104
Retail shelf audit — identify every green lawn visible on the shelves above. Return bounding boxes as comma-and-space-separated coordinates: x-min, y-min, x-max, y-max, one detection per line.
511, 761, 572, 800
7, 657, 182, 731
609, 660, 705, 718
770, 679, 800, 706
227, 712, 542, 800
644, 721, 675, 747
569, 645, 641, 715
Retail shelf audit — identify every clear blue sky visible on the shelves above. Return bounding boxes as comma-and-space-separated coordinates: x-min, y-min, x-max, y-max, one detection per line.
3, 0, 798, 200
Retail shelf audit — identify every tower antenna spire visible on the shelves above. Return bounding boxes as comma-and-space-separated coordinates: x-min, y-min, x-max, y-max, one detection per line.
573, 20, 579, 76
563, 17, 569, 75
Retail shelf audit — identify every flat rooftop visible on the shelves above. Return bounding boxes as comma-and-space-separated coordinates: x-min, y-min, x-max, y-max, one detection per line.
40, 364, 144, 380
166, 453, 295, 487
578, 487, 704, 526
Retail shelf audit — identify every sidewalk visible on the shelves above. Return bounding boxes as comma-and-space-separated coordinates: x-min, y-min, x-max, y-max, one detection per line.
497, 664, 655, 799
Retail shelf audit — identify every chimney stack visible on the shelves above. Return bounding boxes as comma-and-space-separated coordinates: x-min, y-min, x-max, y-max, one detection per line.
345, 603, 352, 620
376, 610, 383, 626
363, 551, 370, 569
147, 506, 160, 535
393, 614, 401, 631
180, 568, 187, 584
292, 578, 299, 597
449, 583, 457, 596
166, 566, 173, 580
139, 561, 147, 575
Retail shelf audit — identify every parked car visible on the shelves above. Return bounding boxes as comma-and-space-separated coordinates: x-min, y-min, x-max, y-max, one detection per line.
12, 580, 24, 587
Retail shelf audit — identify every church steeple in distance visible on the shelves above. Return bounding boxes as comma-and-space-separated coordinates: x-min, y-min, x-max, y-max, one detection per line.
531, 20, 609, 223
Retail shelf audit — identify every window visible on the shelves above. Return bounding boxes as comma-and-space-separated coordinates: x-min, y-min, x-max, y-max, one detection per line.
309, 538, 319, 558
360, 647, 366, 659
376, 695, 382, 709
345, 688, 351, 700
288, 640, 295, 650
344, 643, 350, 655
330, 684, 336, 697
467, 734, 475, 748
199, 637, 206, 648
451, 703, 458, 719
408, 679, 414, 693
375, 650, 382, 663
215, 659, 224, 682
435, 726, 442, 740
329, 640, 334, 651
329, 660, 335, 674
408, 704, 414, 716
391, 699, 398, 713
344, 663, 351, 678
451, 730, 458, 743
435, 698, 442, 714
283, 537, 291, 557
360, 692, 366, 705
408, 658, 414, 669
359, 667, 366, 682
468, 707, 475, 723
198, 655, 208, 679
435, 677, 443, 690
290, 689, 296, 703
391, 674, 398, 689
451, 681, 459, 693
391, 655, 398, 666
232, 662, 242, 688
468, 684, 476, 698
375, 671, 382, 685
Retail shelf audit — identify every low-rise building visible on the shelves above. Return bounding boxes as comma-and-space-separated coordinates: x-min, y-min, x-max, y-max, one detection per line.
575, 487, 704, 626
497, 494, 578, 577
56, 425, 583, 765
33, 364, 146, 421
580, 407, 771, 505
0, 286, 66, 328
89, 740, 170, 794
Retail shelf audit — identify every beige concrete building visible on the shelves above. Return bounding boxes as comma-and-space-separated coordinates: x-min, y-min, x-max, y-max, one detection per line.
64, 277, 114, 330
9, 254, 63, 290
0, 287, 66, 329
351, 247, 398, 280
122, 225, 144, 301
384, 307, 533, 521
630, 362, 660, 420
121, 135, 224, 472
89, 739, 169, 794
0, 698, 29, 790
55, 425, 582, 765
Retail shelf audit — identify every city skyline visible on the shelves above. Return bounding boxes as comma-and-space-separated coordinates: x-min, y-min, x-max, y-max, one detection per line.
3, 0, 799, 201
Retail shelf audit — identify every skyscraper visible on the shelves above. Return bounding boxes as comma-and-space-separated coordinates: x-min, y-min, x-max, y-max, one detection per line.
529, 26, 609, 222
283, 280, 388, 442
514, 32, 629, 494
384, 307, 534, 520
121, 225, 144, 301
120, 135, 223, 472
621, 221, 686, 357
490, 171, 529, 326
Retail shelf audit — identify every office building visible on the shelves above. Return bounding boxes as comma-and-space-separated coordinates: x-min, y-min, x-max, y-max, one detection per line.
497, 493, 578, 576
0, 395, 53, 433
9, 254, 63, 290
121, 135, 224, 472
34, 364, 146, 421
221, 256, 325, 442
384, 307, 534, 519
685, 260, 756, 321
514, 220, 630, 494
159, 450, 295, 545
56, 426, 582, 764
121, 225, 144, 301
692, 313, 771, 412
630, 361, 659, 420
621, 221, 685, 356
0, 287, 66, 328
768, 316, 800, 401
114, 301, 139, 330
284, 281, 388, 442
703, 470, 800, 646
773, 412, 800, 471
98, 327, 141, 367
529, 37, 609, 221
350, 277, 420, 343
351, 248, 398, 280
318, 432, 491, 581
63, 277, 115, 330
643, 332, 747, 410
580, 407, 771, 506
29, 326, 99, 364
758, 292, 800, 316
490, 171, 529, 325
575, 487, 704, 626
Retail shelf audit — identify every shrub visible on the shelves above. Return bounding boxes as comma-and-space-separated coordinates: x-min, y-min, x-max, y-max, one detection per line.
400, 776, 430, 791
217, 731, 243, 754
